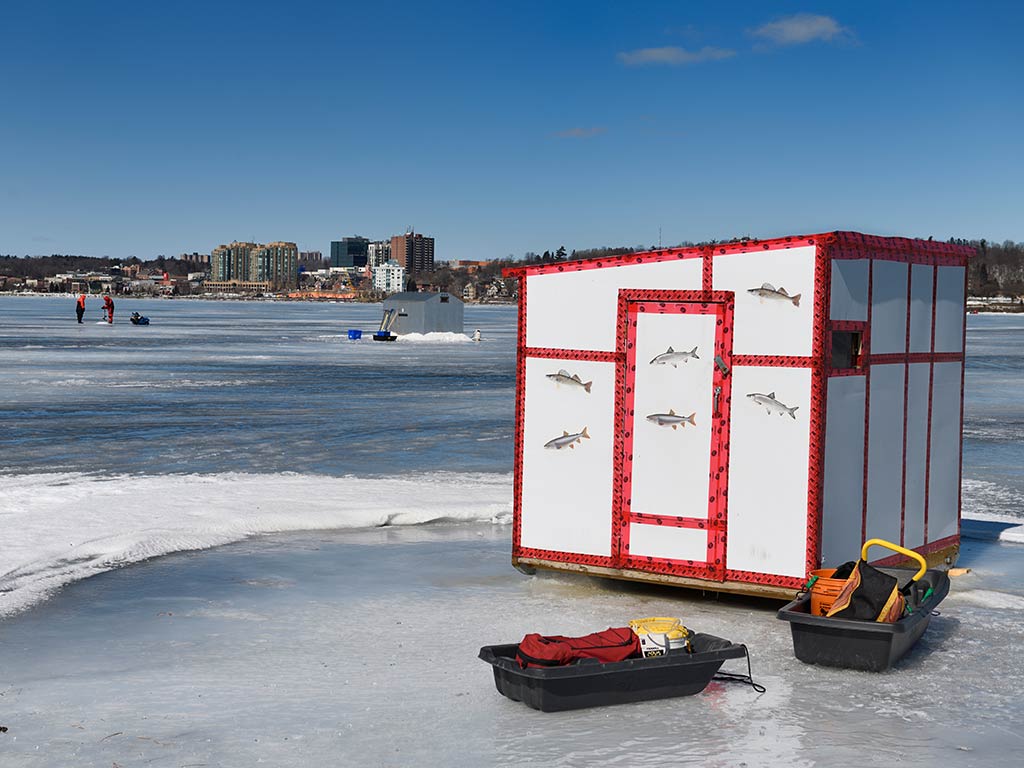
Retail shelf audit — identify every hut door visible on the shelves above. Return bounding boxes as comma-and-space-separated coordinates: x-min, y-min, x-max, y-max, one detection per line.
618, 299, 733, 581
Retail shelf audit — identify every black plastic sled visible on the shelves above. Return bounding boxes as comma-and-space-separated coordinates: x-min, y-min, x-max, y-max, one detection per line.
777, 567, 950, 671
479, 633, 747, 712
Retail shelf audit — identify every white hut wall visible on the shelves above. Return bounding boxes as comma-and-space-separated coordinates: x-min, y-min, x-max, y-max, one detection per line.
712, 245, 817, 579
929, 265, 967, 542
525, 259, 702, 352
820, 258, 868, 565
822, 256, 965, 566
519, 259, 701, 556
867, 261, 910, 547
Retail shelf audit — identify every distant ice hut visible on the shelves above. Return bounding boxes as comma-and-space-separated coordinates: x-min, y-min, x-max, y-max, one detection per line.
503, 232, 972, 598
381, 292, 464, 335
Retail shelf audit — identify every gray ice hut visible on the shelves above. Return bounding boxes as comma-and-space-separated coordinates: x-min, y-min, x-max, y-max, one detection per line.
381, 292, 464, 335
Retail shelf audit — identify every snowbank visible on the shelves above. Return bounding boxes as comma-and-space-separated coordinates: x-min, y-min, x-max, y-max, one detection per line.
0, 471, 512, 617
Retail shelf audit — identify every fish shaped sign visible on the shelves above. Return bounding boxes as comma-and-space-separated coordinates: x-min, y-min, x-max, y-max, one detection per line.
747, 283, 801, 307
645, 409, 697, 430
649, 346, 699, 367
544, 427, 591, 450
747, 391, 799, 419
545, 369, 592, 393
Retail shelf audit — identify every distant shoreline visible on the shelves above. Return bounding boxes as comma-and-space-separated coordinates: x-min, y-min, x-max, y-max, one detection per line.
967, 303, 1024, 313
0, 291, 517, 306
0, 290, 1000, 311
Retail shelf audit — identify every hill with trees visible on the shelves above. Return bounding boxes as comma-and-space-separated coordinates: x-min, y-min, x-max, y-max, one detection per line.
0, 254, 191, 280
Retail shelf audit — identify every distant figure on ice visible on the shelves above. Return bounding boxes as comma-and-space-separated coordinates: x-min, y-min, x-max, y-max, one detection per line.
102, 294, 115, 324
472, 329, 482, 342
75, 294, 86, 324
129, 312, 150, 325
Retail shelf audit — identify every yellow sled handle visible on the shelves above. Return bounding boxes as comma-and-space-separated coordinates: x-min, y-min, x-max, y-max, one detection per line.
861, 538, 927, 581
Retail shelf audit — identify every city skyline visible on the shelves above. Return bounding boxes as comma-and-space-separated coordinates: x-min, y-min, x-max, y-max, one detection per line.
1, 2, 1021, 260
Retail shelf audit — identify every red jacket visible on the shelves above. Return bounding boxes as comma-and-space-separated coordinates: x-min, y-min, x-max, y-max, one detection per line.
516, 627, 641, 668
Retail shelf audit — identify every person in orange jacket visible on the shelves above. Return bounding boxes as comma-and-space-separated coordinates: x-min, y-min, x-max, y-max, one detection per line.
103, 294, 115, 324
75, 294, 86, 324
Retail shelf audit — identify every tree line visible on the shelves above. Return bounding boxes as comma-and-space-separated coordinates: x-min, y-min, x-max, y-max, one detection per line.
956, 239, 1024, 296
499, 237, 1024, 297
0, 254, 187, 280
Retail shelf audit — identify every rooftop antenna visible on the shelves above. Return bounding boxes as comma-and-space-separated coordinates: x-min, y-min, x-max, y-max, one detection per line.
659, 226, 662, 249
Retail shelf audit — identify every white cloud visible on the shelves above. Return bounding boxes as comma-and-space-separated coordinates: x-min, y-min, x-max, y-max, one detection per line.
749, 14, 850, 46
554, 127, 606, 139
617, 46, 736, 67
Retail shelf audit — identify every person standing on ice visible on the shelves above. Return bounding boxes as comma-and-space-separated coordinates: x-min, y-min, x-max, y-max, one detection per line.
102, 294, 115, 324
75, 294, 86, 324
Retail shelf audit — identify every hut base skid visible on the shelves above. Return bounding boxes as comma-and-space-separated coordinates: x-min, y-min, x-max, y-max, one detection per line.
512, 540, 959, 601
504, 231, 972, 600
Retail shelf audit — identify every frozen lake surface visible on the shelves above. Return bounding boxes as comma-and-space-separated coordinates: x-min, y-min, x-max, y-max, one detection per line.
1, 297, 1023, 766
1, 525, 1021, 767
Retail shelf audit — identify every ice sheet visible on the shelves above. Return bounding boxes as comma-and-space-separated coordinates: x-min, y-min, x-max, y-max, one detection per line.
2, 294, 1024, 766
0, 526, 1020, 768
0, 471, 512, 617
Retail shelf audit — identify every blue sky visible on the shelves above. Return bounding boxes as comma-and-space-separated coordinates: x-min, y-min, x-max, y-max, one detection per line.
1, 1, 1020, 261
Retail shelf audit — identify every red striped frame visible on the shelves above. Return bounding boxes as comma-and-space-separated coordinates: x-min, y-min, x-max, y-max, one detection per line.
503, 231, 970, 279
616, 292, 734, 581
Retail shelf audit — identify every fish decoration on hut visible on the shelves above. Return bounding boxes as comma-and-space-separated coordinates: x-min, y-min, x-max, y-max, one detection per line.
748, 283, 801, 307
544, 427, 590, 450
646, 410, 697, 430
747, 392, 799, 419
649, 346, 700, 367
546, 369, 592, 393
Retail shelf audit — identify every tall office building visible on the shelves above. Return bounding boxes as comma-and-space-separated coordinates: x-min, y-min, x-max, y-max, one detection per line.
390, 232, 435, 276
330, 237, 369, 268
252, 242, 299, 288
210, 241, 298, 290
211, 242, 258, 282
367, 240, 391, 269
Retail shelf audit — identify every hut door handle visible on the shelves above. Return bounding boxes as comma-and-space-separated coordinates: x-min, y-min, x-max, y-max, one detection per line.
713, 385, 722, 417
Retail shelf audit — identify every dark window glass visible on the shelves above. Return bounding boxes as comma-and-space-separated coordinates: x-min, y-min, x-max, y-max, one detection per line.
831, 331, 863, 370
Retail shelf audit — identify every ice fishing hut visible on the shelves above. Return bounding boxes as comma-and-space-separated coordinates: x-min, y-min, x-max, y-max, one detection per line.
503, 232, 972, 598
381, 292, 464, 335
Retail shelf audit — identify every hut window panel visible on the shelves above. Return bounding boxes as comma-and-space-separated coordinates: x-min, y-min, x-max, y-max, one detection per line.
934, 267, 966, 353
870, 260, 909, 354
829, 259, 869, 321
909, 264, 934, 353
